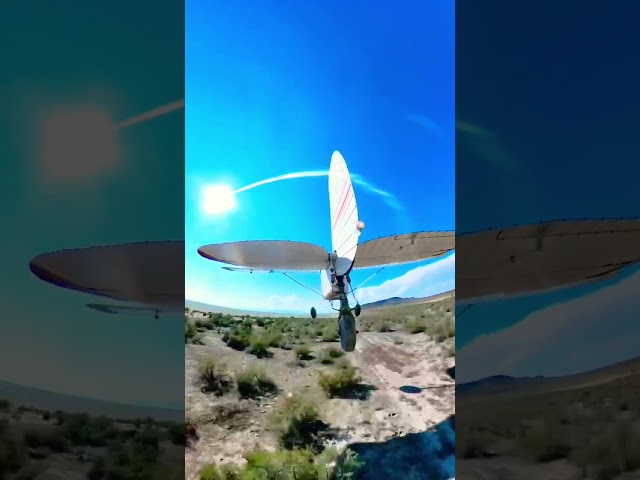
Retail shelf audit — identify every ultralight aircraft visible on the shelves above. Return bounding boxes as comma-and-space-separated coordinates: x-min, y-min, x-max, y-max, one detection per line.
198, 151, 455, 352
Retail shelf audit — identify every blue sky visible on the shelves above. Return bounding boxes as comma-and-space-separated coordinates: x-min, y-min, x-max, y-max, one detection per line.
456, 3, 640, 381
1, 2, 184, 407
185, 1, 455, 312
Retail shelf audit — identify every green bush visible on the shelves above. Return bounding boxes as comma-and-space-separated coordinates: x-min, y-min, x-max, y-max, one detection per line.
318, 365, 362, 398
373, 319, 392, 332
294, 345, 313, 361
210, 313, 236, 328
237, 367, 278, 399
271, 395, 325, 452
224, 332, 250, 351
321, 323, 339, 342
185, 320, 200, 343
426, 316, 455, 342
520, 422, 572, 463
167, 422, 187, 446
200, 463, 236, 480
200, 447, 362, 480
268, 332, 284, 348
0, 432, 28, 473
198, 356, 233, 395
317, 347, 345, 364
23, 425, 70, 452
327, 347, 344, 359
248, 335, 271, 358
405, 318, 426, 334
195, 317, 215, 330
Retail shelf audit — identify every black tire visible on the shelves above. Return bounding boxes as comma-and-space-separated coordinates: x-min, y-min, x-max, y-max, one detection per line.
310, 307, 317, 319
354, 303, 361, 317
339, 313, 357, 352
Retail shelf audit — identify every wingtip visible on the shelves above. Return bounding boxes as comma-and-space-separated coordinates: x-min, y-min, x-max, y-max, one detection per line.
331, 150, 344, 164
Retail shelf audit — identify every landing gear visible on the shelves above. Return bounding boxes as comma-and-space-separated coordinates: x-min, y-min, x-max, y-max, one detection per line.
333, 274, 357, 352
339, 312, 356, 352
154, 310, 159, 319
310, 307, 317, 319
354, 303, 361, 317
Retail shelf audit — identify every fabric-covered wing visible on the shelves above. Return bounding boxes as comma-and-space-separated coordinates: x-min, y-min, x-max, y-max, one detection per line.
198, 240, 330, 272
352, 231, 455, 269
29, 240, 184, 309
456, 218, 640, 303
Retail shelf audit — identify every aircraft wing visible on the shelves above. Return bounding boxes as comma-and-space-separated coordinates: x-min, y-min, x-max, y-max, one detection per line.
198, 240, 331, 272
29, 240, 184, 309
220, 266, 320, 274
352, 231, 455, 269
456, 218, 640, 303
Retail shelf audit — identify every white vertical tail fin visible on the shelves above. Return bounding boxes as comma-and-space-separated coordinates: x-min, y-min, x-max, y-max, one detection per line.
329, 151, 361, 275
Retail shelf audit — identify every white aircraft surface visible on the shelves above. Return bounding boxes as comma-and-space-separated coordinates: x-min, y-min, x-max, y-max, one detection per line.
455, 218, 640, 316
29, 240, 184, 319
198, 151, 455, 352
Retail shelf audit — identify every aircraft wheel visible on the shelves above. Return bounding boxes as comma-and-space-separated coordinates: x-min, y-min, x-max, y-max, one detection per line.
310, 307, 317, 319
354, 303, 361, 317
339, 313, 357, 352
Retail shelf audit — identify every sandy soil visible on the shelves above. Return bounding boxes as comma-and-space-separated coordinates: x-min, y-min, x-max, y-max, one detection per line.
185, 329, 455, 480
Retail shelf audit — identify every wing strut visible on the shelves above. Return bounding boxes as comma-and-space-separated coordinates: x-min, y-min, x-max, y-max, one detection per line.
456, 304, 474, 318
351, 267, 386, 292
281, 272, 325, 298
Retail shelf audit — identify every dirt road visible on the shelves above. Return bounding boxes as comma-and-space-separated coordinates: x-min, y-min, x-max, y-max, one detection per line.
346, 332, 455, 480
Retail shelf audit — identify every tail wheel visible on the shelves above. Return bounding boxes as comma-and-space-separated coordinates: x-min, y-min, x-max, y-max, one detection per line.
354, 303, 361, 317
310, 307, 317, 319
339, 313, 357, 352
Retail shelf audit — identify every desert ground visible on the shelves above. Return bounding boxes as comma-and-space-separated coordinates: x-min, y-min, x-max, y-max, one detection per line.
0, 400, 184, 479
457, 356, 640, 480
185, 294, 456, 480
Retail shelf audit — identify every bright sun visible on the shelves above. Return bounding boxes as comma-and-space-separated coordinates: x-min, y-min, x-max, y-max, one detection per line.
202, 184, 237, 215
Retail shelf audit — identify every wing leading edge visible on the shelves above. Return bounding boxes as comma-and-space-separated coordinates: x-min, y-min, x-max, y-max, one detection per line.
352, 231, 455, 269
198, 240, 331, 272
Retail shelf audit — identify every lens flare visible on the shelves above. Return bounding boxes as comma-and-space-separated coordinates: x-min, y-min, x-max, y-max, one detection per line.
234, 170, 403, 211
116, 99, 185, 131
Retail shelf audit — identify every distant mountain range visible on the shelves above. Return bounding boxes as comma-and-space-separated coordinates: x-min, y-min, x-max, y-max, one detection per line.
457, 354, 640, 399
184, 300, 328, 318
186, 289, 455, 317
0, 380, 183, 422
361, 290, 455, 310
456, 375, 547, 397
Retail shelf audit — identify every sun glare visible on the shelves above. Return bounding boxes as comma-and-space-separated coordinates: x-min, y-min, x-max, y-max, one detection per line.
40, 107, 120, 182
202, 184, 237, 215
